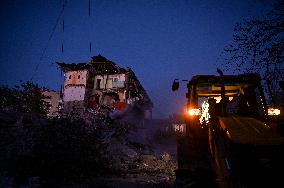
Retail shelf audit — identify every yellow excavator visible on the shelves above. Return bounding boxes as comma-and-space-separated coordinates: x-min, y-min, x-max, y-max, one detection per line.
172, 70, 284, 188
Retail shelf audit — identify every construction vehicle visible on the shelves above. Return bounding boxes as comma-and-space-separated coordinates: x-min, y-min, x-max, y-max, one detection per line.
172, 70, 284, 188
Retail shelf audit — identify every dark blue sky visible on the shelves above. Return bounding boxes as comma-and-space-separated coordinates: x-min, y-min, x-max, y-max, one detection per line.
0, 0, 274, 118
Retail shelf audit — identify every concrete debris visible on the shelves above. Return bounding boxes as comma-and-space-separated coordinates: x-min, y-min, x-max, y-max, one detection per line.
105, 122, 177, 186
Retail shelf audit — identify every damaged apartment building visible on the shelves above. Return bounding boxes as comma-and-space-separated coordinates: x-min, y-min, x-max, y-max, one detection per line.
57, 55, 153, 119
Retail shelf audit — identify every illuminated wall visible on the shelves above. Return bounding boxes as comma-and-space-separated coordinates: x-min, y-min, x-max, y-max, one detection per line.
63, 70, 87, 102
64, 70, 87, 86
94, 74, 126, 89
64, 86, 86, 102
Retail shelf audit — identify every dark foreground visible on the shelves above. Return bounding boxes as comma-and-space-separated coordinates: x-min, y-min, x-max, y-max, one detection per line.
1, 111, 282, 188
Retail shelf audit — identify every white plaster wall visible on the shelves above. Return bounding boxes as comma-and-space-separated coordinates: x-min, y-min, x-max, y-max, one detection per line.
109, 74, 125, 81
94, 74, 126, 89
64, 70, 87, 86
63, 86, 86, 101
109, 74, 126, 89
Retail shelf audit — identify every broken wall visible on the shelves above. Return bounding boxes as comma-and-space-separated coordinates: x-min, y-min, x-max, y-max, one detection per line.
64, 70, 87, 86
63, 70, 88, 102
93, 74, 126, 90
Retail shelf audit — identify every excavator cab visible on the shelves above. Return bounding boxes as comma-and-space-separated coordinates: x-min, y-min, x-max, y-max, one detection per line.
184, 73, 267, 124
174, 71, 284, 188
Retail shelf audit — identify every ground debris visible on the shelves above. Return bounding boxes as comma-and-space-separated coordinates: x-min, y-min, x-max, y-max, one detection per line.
103, 120, 177, 187
0, 110, 178, 187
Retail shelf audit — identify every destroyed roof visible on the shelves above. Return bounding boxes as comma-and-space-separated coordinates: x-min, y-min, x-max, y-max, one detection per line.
57, 54, 126, 74
89, 55, 126, 74
127, 68, 153, 109
56, 62, 90, 71
91, 54, 109, 62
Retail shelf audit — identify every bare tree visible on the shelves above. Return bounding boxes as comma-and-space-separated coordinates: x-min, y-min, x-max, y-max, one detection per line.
224, 0, 284, 90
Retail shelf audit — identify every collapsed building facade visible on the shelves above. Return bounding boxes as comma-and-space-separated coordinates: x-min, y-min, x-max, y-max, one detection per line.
57, 55, 153, 119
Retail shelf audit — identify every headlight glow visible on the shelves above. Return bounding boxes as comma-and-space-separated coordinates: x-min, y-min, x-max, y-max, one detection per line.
188, 108, 200, 116
268, 108, 280, 116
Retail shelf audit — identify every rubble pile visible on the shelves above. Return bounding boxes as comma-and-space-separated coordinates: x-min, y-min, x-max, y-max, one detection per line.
78, 112, 177, 185
126, 153, 176, 183
103, 121, 177, 186
0, 110, 177, 187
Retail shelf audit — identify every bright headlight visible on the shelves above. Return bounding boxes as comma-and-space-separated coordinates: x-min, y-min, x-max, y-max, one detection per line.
188, 108, 200, 116
268, 108, 280, 116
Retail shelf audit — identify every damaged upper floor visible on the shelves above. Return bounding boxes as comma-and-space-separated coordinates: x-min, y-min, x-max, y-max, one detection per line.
57, 54, 153, 119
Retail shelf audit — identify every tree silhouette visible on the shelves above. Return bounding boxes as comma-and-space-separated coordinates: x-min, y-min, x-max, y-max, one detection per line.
224, 0, 283, 90
0, 81, 50, 116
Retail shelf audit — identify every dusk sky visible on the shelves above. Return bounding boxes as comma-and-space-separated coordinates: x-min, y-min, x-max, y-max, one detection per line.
0, 0, 275, 118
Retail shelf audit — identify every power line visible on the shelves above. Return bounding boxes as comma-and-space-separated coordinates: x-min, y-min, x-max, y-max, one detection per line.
89, 0, 92, 53
62, 0, 65, 55
89, 0, 91, 17
30, 0, 68, 80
